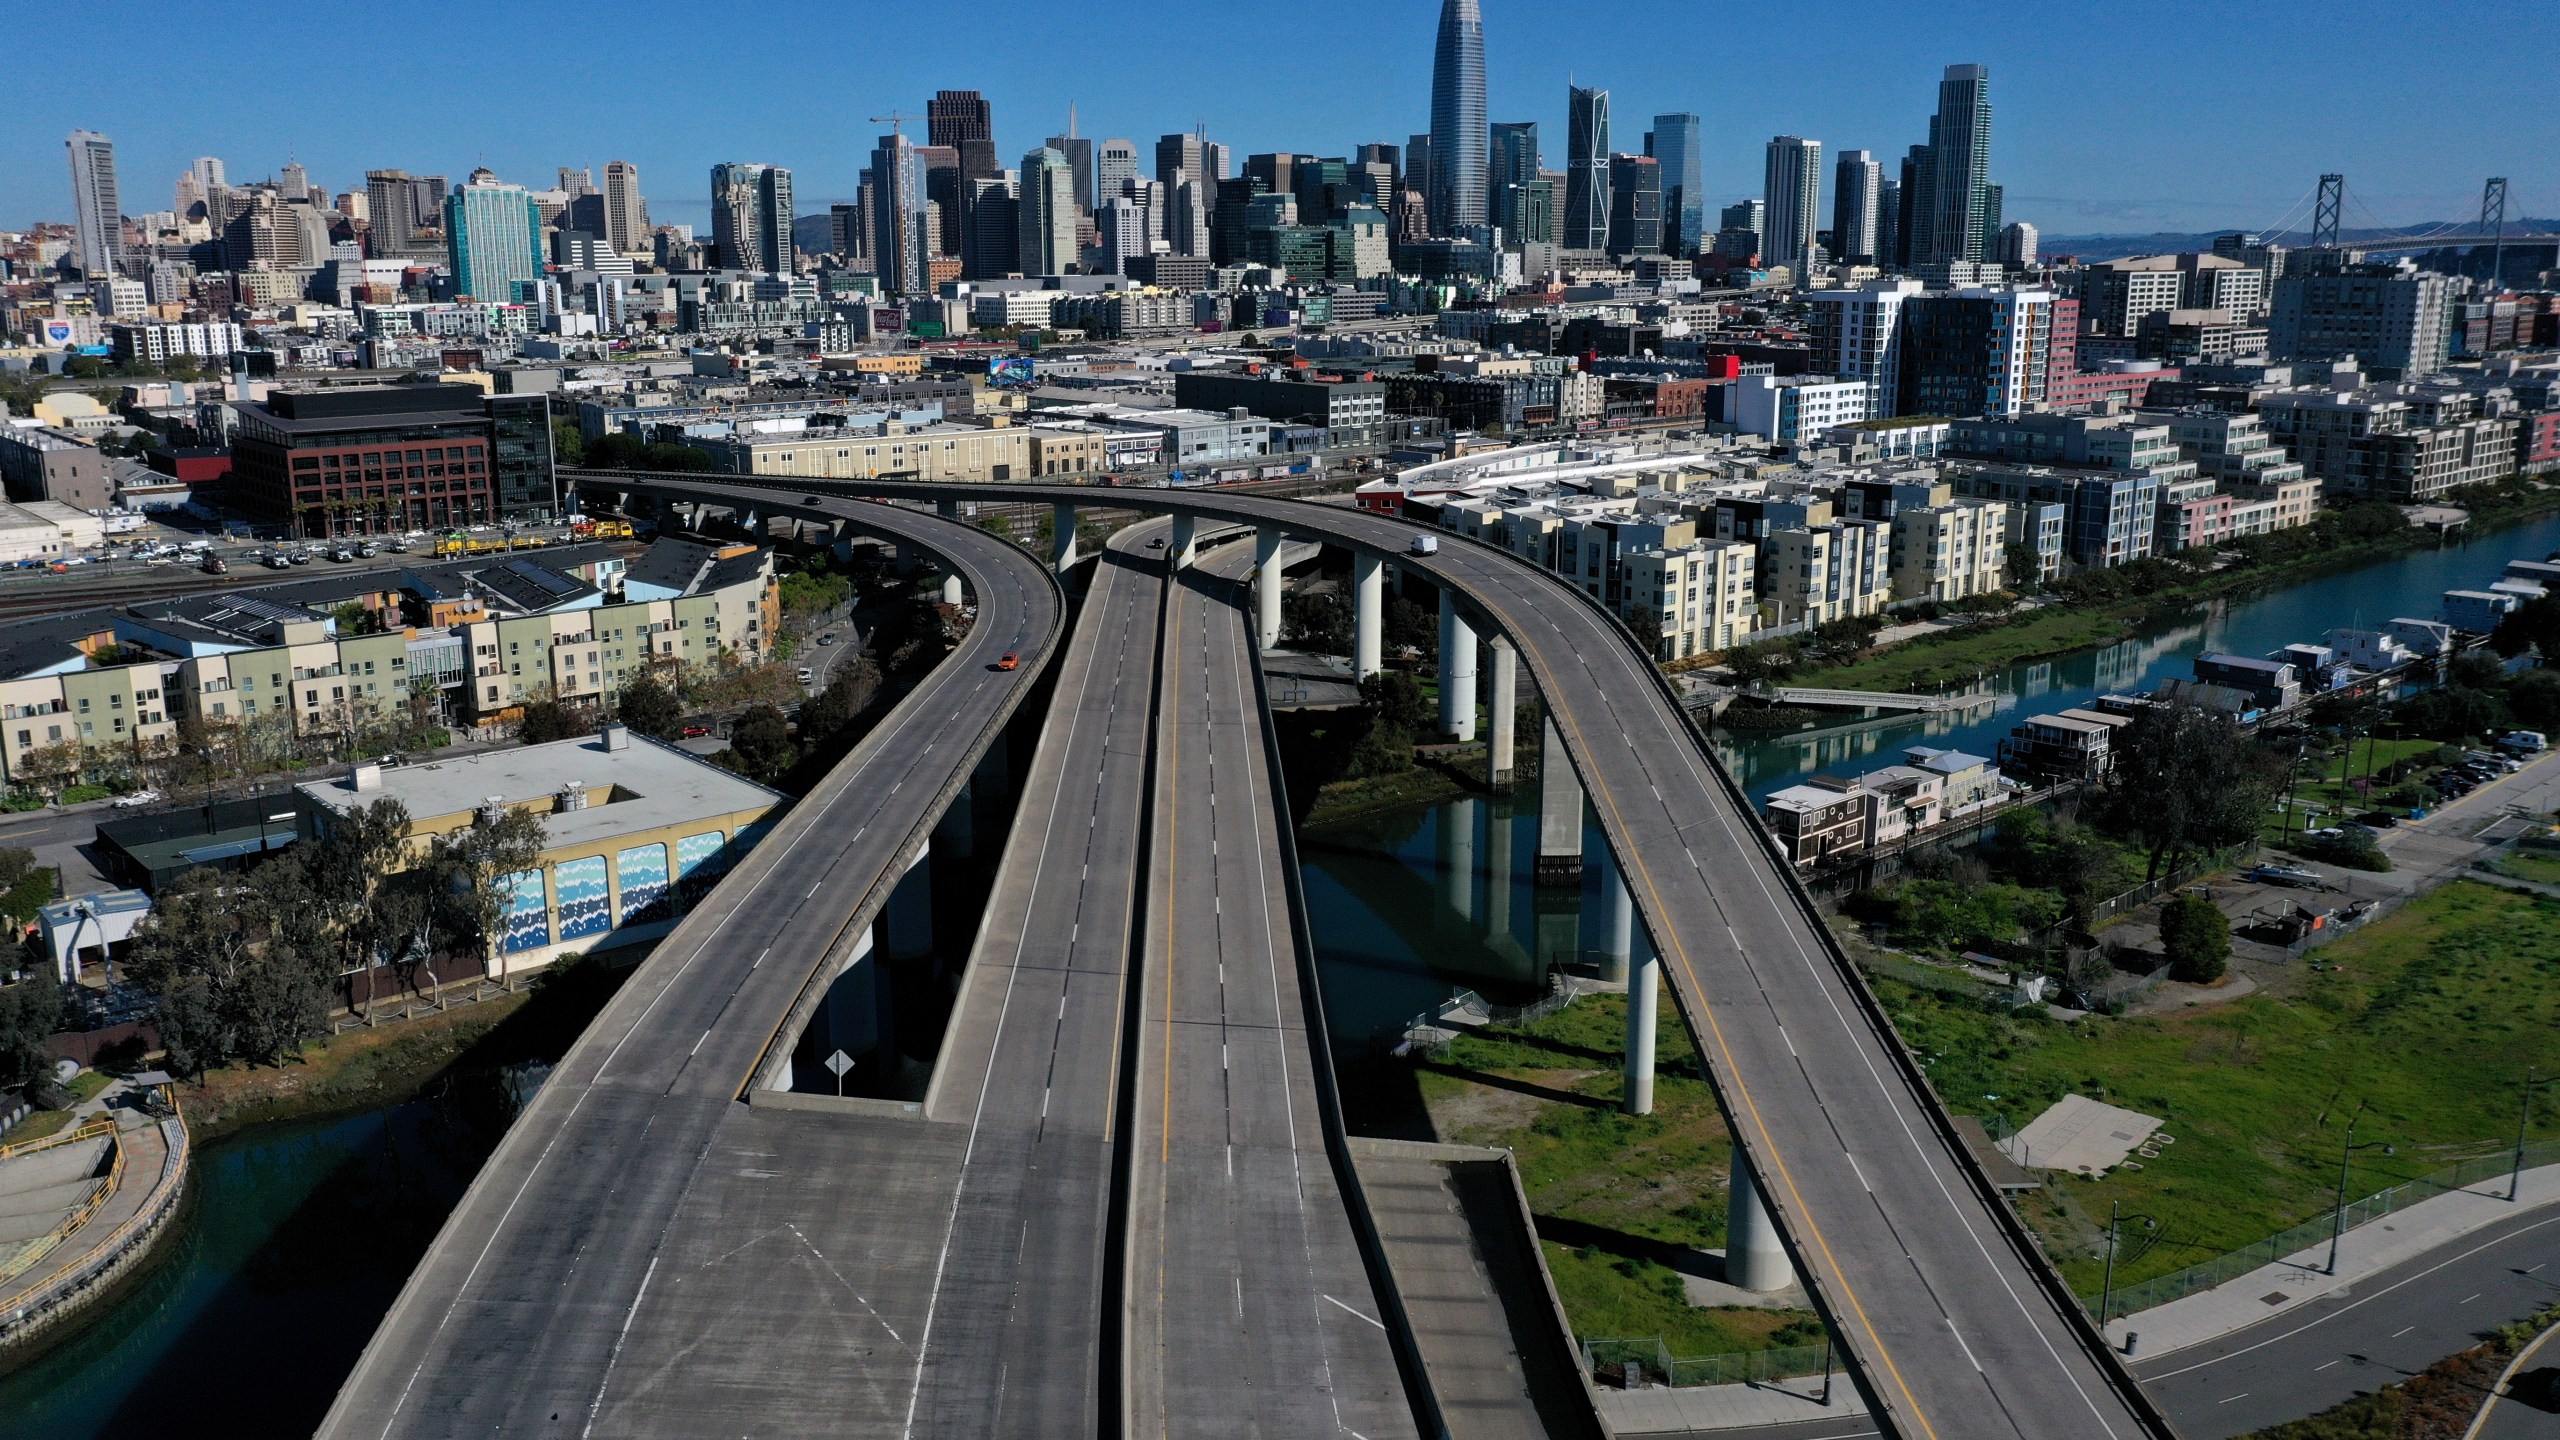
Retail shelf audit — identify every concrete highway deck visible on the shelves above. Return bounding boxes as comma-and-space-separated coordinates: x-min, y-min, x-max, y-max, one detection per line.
904, 519, 1168, 1437
1121, 540, 1414, 1438
613, 475, 2169, 1440
317, 494, 1062, 1439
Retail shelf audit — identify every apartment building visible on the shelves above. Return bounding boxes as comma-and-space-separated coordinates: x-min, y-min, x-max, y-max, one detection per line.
1762, 518, 1889, 627
2257, 384, 2519, 502
1620, 536, 1758, 658
1888, 497, 2009, 600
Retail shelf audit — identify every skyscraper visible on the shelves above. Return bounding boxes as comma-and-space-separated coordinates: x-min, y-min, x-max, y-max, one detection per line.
1607, 154, 1661, 257
867, 135, 926, 294
602, 161, 649, 254
1018, 147, 1078, 277
1645, 114, 1702, 258
444, 171, 545, 301
1763, 136, 1822, 277
1489, 121, 1541, 244
930, 90, 998, 273
1831, 150, 1882, 265
1044, 120, 1096, 218
1094, 140, 1139, 210
1427, 0, 1487, 234
66, 131, 123, 279
1155, 134, 1204, 187
709, 161, 793, 273
1563, 86, 1610, 251
1907, 64, 1994, 266
1930, 64, 1994, 265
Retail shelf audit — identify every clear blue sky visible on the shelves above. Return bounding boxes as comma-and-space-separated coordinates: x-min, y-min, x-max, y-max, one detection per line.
6, 0, 2551, 240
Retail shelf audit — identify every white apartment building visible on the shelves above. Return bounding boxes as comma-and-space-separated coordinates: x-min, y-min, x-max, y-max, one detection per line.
1734, 374, 1872, 444
1806, 278, 1922, 415
109, 321, 244, 367
1622, 538, 1758, 659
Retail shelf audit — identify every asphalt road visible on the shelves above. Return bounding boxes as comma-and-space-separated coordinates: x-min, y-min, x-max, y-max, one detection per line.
1121, 541, 1415, 1438
599, 474, 2166, 1440
316, 494, 1061, 1439
902, 519, 1166, 1437
2132, 1201, 2560, 1438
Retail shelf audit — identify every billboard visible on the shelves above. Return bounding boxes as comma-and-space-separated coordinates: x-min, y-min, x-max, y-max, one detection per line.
988, 356, 1035, 385
40, 319, 77, 347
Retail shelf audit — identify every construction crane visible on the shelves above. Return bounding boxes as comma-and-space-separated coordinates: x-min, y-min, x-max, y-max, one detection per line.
868, 111, 918, 138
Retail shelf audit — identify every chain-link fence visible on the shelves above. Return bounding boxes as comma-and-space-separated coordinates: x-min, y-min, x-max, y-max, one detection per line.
1581, 1337, 1836, 1388
2091, 1137, 2560, 1321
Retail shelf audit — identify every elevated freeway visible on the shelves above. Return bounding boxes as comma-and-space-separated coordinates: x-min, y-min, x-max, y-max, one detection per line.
1123, 537, 1416, 1437
572, 470, 2177, 1440
316, 491, 1064, 1439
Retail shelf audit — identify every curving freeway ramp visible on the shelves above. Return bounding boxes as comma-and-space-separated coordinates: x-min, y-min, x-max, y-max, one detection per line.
574, 472, 2179, 1440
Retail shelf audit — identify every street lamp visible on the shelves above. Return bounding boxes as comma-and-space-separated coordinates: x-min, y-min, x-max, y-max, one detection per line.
2098, 1200, 2159, 1335
2512, 1067, 2560, 1202
2325, 1103, 2396, 1275
258, 808, 294, 856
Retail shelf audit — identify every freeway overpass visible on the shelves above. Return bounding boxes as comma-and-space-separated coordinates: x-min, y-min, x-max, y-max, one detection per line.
328, 467, 2178, 1440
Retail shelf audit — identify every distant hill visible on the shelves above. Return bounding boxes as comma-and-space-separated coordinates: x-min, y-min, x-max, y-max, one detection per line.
791, 213, 837, 255
2044, 219, 2560, 261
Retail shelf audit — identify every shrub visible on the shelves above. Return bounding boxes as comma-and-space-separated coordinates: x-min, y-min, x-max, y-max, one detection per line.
2158, 893, 2231, 984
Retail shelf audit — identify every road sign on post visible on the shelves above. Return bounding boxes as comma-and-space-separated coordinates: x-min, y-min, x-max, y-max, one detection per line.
823, 1049, 853, 1097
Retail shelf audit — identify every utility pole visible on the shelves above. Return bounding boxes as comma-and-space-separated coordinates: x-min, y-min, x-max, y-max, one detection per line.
2514, 1067, 2558, 1202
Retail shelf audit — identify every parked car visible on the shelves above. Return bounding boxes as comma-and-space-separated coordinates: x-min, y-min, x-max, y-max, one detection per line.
2246, 864, 2324, 888
110, 789, 162, 809
200, 555, 228, 575
680, 723, 712, 739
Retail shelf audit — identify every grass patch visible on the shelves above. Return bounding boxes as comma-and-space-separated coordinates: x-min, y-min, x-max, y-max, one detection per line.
1792, 604, 2135, 693
1880, 881, 2560, 1294
1415, 990, 1826, 1356
2495, 850, 2560, 886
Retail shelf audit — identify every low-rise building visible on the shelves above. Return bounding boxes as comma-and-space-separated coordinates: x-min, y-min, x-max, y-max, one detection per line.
0, 428, 113, 512
1997, 709, 2125, 785
1763, 776, 1867, 866
1888, 498, 2009, 601
2191, 652, 2300, 712
294, 727, 784, 977
1732, 374, 1871, 443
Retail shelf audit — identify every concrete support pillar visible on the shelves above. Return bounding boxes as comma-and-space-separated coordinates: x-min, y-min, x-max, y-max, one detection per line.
1351, 554, 1384, 681
933, 782, 974, 861
1599, 866, 1634, 983
1725, 1159, 1794, 1292
1169, 514, 1197, 570
1254, 527, 1284, 650
1050, 504, 1077, 573
1437, 798, 1477, 927
1438, 590, 1477, 742
1537, 716, 1584, 888
941, 570, 963, 606
1620, 885, 1657, 1117
936, 497, 958, 521
1487, 637, 1517, 791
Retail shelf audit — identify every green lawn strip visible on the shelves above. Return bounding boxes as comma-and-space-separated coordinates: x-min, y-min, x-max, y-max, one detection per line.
1883, 881, 2560, 1295
1415, 992, 1824, 1357
2495, 850, 2560, 885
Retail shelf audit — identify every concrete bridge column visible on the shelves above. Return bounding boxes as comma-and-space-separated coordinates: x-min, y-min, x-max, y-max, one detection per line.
1437, 590, 1477, 742
1050, 504, 1078, 573
1598, 864, 1633, 983
936, 497, 958, 521
1725, 1159, 1794, 1292
1487, 637, 1517, 791
1485, 799, 1513, 945
1537, 717, 1583, 888
934, 783, 974, 861
884, 841, 933, 962
1617, 881, 1658, 1116
1169, 514, 1197, 570
1254, 527, 1285, 650
1352, 554, 1384, 681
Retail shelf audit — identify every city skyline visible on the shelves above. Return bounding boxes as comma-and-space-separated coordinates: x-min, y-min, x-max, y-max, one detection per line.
3, 0, 2552, 240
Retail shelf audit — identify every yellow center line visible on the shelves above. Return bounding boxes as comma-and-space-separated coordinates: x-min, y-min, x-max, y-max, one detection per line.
1548, 678, 1941, 1440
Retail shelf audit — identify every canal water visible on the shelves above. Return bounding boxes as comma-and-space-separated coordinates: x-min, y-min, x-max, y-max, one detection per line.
1716, 512, 2560, 802
0, 1094, 507, 1440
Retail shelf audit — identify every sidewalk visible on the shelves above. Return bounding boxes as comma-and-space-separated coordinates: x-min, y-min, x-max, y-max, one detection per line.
1600, 1160, 2560, 1433
2103, 1158, 2560, 1357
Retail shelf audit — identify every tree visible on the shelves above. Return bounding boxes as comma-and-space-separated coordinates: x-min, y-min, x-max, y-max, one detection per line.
2492, 595, 2560, 660
2158, 893, 2231, 984
1384, 596, 1436, 661
2098, 699, 2280, 880
1281, 592, 1350, 657
799, 656, 882, 746
2004, 541, 2045, 590
427, 806, 549, 974
726, 704, 797, 784
615, 673, 684, 740
550, 417, 586, 467
126, 868, 335, 1073
517, 696, 594, 744
0, 966, 64, 1088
